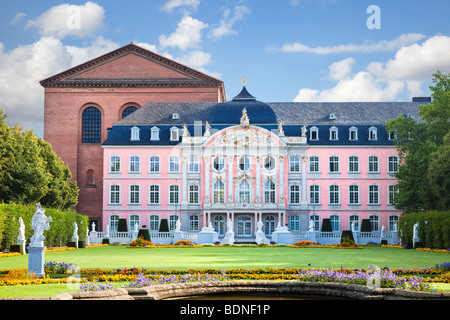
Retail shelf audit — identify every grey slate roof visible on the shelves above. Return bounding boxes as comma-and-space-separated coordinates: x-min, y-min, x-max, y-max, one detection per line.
116, 100, 424, 126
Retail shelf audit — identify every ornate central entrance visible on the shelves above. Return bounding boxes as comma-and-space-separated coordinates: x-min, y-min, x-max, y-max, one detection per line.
236, 215, 253, 237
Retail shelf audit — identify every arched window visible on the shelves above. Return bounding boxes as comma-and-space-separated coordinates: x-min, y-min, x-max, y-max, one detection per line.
82, 106, 101, 143
122, 106, 138, 119
239, 181, 251, 203
129, 215, 140, 231
264, 215, 276, 236
86, 169, 95, 187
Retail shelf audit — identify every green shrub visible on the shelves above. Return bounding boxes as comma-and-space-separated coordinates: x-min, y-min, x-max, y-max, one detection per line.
159, 219, 169, 232
138, 229, 151, 241
340, 230, 354, 243
117, 219, 128, 232
321, 218, 332, 232
360, 219, 371, 232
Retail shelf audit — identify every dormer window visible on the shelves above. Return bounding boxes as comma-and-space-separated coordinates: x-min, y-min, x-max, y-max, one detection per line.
170, 127, 180, 141
349, 126, 358, 141
150, 127, 160, 141
310, 126, 319, 141
130, 126, 140, 141
172, 113, 179, 120
368, 126, 378, 141
329, 126, 338, 141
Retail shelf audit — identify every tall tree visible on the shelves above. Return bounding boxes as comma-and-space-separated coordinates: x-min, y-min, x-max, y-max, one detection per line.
0, 110, 78, 209
386, 71, 450, 212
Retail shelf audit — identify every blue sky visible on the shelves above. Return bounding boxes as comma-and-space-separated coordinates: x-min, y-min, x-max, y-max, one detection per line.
1, 0, 450, 137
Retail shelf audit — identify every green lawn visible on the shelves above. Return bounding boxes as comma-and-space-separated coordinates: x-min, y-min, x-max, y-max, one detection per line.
1, 245, 449, 271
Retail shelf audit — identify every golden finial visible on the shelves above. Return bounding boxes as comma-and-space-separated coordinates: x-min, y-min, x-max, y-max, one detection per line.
242, 77, 246, 86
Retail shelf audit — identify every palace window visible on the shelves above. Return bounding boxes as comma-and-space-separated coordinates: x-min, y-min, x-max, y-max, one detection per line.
349, 214, 360, 231
109, 215, 119, 231
169, 156, 180, 172
82, 106, 101, 143
348, 156, 359, 173
290, 184, 300, 204
239, 156, 251, 171
169, 185, 179, 204
289, 215, 300, 231
213, 216, 226, 236
189, 156, 200, 173
389, 184, 398, 205
309, 215, 320, 231
189, 215, 200, 232
349, 185, 359, 204
170, 127, 180, 141
213, 181, 225, 203
368, 156, 379, 173
239, 181, 251, 203
290, 156, 300, 172
129, 156, 140, 173
329, 156, 340, 172
264, 156, 276, 171
264, 215, 276, 236
130, 126, 140, 141
349, 126, 358, 141
213, 156, 225, 172
150, 127, 160, 141
329, 184, 340, 204
309, 127, 319, 141
129, 185, 140, 204
189, 184, 199, 204
329, 126, 339, 141
264, 181, 276, 203
109, 185, 120, 204
368, 127, 378, 140
368, 184, 379, 204
369, 214, 380, 232
388, 156, 399, 173
110, 156, 121, 173
309, 156, 320, 172
169, 215, 179, 231
330, 214, 341, 231
389, 215, 399, 231
149, 156, 160, 173
129, 215, 140, 231
309, 184, 320, 204
149, 185, 160, 204
148, 215, 160, 231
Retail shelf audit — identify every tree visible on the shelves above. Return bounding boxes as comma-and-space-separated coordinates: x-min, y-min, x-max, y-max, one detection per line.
0, 109, 78, 209
427, 132, 450, 210
386, 71, 450, 212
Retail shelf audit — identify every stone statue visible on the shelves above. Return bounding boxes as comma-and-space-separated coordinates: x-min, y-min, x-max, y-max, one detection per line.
91, 222, 96, 232
413, 222, 419, 239
240, 108, 250, 128
257, 220, 263, 232
227, 219, 234, 233
73, 222, 78, 239
278, 122, 285, 136
104, 225, 110, 239
175, 219, 181, 232
204, 121, 211, 136
17, 217, 26, 241
309, 219, 315, 232
30, 203, 52, 247
301, 125, 308, 137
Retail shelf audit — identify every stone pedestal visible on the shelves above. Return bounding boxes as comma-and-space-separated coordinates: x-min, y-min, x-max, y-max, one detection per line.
28, 246, 45, 278
72, 236, 79, 249
307, 231, 316, 243
16, 239, 26, 254
197, 230, 219, 245
272, 230, 293, 245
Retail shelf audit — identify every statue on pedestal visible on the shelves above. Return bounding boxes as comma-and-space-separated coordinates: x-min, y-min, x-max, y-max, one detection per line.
29, 203, 52, 248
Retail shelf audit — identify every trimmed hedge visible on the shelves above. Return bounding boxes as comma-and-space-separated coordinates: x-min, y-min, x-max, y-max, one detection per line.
399, 211, 450, 249
321, 218, 332, 232
0, 203, 88, 250
360, 219, 371, 232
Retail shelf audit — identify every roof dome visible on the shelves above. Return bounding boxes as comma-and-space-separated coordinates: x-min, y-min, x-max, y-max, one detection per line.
211, 85, 277, 124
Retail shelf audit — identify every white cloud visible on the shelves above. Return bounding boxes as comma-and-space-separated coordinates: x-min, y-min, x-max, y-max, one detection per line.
328, 57, 355, 81
177, 50, 212, 68
209, 5, 251, 40
10, 12, 26, 25
25, 1, 105, 39
161, 0, 200, 13
159, 16, 208, 50
367, 35, 450, 81
278, 33, 426, 54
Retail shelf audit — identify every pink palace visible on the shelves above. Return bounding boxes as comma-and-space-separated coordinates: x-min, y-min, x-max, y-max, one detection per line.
101, 84, 428, 244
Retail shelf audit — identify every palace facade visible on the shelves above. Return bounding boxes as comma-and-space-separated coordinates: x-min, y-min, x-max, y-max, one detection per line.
101, 84, 428, 242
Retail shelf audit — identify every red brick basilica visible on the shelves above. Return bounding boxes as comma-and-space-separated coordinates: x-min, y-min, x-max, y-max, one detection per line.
40, 43, 226, 228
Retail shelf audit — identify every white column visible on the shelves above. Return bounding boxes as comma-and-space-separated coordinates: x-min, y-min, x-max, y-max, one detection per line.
227, 156, 234, 203
181, 156, 188, 204
204, 156, 211, 203
301, 156, 307, 204
256, 156, 261, 202
279, 155, 285, 203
